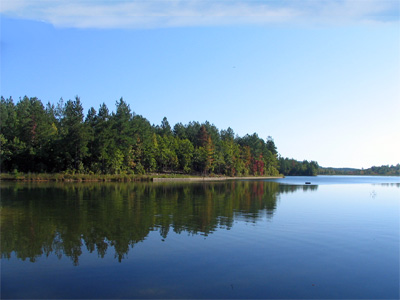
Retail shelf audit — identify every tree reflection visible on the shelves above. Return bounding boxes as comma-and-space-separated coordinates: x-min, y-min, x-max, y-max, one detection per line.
0, 181, 316, 265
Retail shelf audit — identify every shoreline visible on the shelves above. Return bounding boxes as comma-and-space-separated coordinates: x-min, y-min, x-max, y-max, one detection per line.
0, 173, 283, 182
152, 176, 282, 182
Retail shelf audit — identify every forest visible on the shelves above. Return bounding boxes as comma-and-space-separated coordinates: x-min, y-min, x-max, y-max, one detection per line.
278, 157, 319, 176
1, 96, 397, 178
319, 164, 400, 176
1, 96, 291, 177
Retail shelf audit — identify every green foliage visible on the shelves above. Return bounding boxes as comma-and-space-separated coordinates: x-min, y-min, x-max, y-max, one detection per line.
0, 96, 17, 141
60, 97, 89, 171
176, 138, 194, 173
278, 157, 319, 176
319, 164, 400, 176
0, 95, 283, 177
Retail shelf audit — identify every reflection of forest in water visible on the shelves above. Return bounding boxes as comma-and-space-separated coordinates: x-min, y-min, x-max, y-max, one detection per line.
1, 181, 317, 265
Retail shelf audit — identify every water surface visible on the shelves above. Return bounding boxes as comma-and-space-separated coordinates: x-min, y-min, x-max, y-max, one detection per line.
1, 176, 399, 299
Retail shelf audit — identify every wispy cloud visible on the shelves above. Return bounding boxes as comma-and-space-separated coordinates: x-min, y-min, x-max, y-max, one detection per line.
1, 0, 398, 28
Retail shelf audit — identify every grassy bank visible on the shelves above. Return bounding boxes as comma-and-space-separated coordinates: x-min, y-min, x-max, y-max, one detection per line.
0, 172, 151, 182
0, 172, 282, 182
153, 176, 283, 182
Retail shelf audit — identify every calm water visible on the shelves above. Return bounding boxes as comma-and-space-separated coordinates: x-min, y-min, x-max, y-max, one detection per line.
1, 176, 399, 299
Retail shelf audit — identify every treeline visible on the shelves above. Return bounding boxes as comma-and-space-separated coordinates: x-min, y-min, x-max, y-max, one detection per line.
278, 157, 319, 176
0, 96, 281, 176
319, 164, 400, 176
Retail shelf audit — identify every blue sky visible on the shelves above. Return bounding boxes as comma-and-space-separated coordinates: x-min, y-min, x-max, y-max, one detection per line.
1, 0, 399, 169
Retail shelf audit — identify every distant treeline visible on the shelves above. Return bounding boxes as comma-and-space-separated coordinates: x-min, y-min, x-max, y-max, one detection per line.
278, 157, 319, 176
319, 164, 400, 176
1, 96, 288, 176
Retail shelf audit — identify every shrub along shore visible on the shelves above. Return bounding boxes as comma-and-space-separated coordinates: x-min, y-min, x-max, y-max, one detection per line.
0, 172, 283, 182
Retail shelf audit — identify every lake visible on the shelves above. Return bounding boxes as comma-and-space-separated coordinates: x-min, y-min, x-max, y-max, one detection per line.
1, 176, 399, 299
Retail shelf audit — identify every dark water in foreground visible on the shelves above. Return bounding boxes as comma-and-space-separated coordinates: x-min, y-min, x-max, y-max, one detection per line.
1, 176, 399, 299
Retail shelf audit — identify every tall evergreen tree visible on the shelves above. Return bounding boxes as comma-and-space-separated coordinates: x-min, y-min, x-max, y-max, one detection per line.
60, 96, 89, 172
111, 98, 134, 172
95, 103, 118, 173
